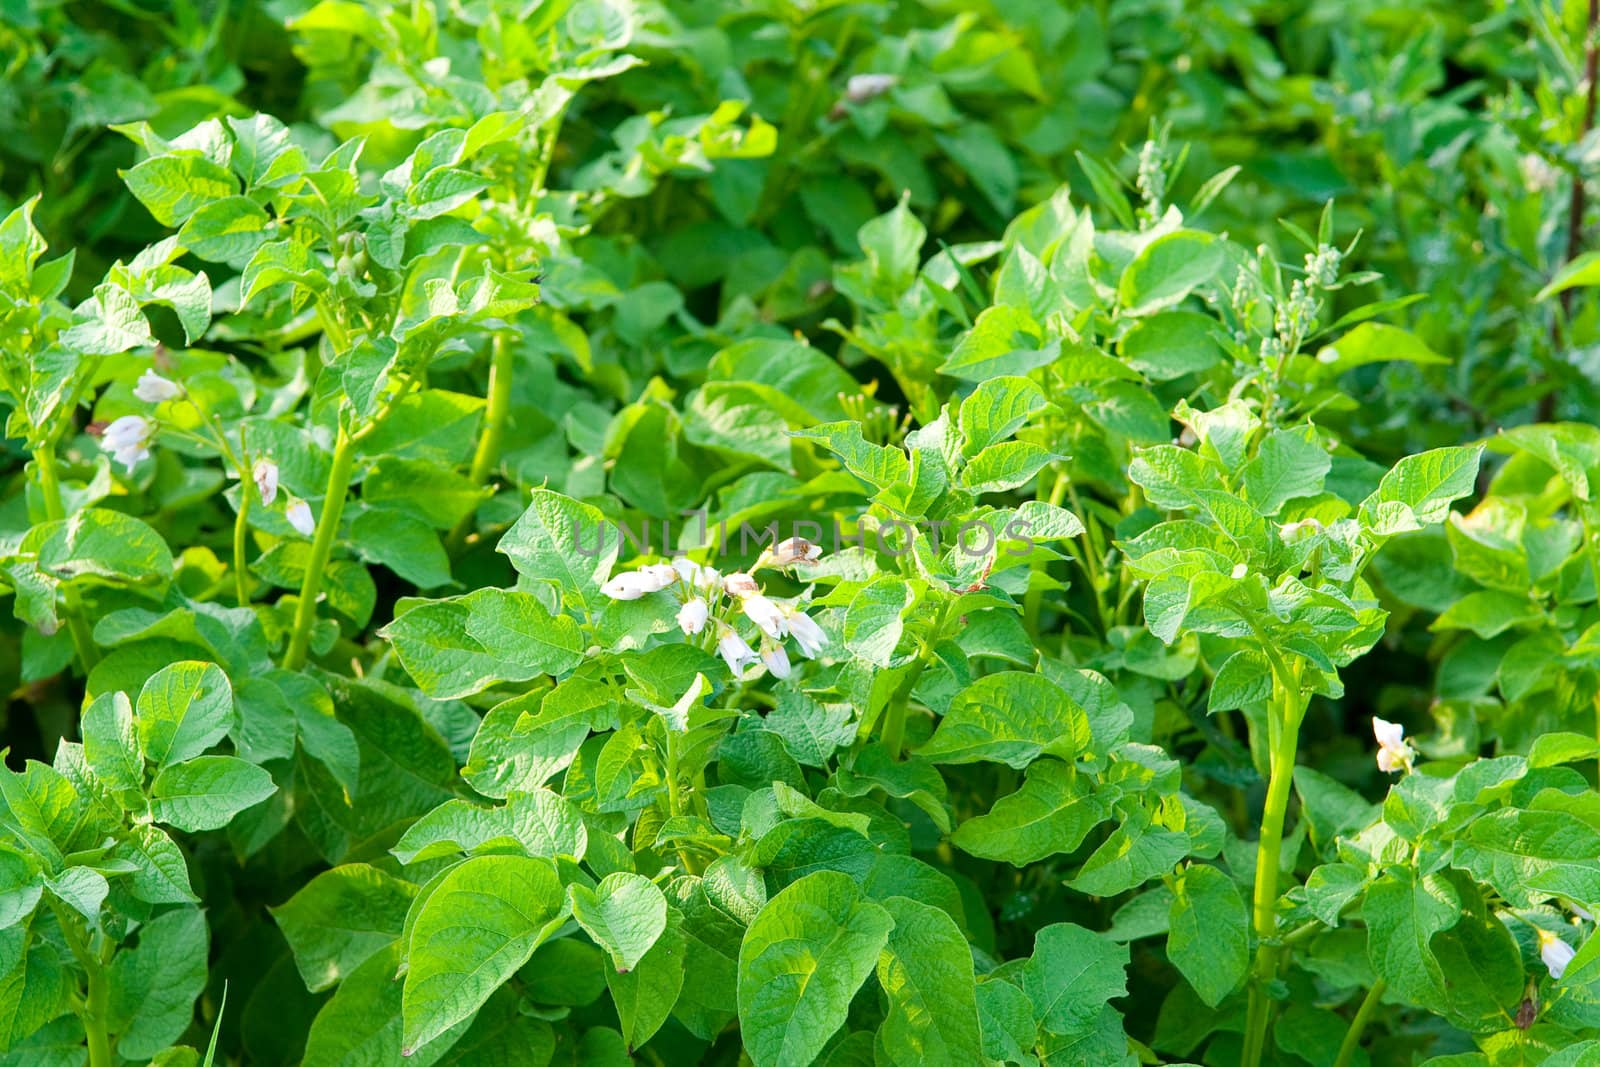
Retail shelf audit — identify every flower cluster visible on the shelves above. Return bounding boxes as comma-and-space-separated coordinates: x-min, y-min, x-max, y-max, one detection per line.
102, 368, 316, 537
600, 537, 829, 679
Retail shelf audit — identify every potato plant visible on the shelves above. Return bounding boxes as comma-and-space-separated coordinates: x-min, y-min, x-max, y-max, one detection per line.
7, 1, 1600, 1065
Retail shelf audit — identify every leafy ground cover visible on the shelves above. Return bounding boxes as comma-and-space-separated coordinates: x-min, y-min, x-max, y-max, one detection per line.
7, 1, 1600, 1065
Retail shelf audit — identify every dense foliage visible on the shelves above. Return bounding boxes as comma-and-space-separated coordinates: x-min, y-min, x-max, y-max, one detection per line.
10, 1, 1600, 1065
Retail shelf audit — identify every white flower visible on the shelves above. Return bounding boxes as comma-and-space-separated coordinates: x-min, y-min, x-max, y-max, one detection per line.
762, 642, 791, 680
677, 597, 709, 636
1574, 902, 1595, 923
285, 498, 315, 537
765, 537, 822, 568
1540, 928, 1576, 980
846, 73, 898, 102
103, 415, 153, 472
601, 572, 656, 600
742, 594, 788, 639
1230, 562, 1249, 580
787, 609, 829, 658
253, 459, 279, 506
717, 626, 759, 676
673, 557, 721, 592
638, 563, 679, 590
600, 563, 678, 601
133, 369, 182, 404
723, 571, 759, 598
1373, 716, 1413, 774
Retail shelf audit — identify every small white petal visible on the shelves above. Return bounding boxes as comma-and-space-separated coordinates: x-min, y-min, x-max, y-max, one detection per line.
133, 369, 182, 404
717, 629, 758, 676
762, 643, 791, 679
846, 73, 898, 101
768, 537, 822, 567
1541, 930, 1577, 979
724, 571, 759, 598
253, 459, 279, 505
677, 597, 709, 635
1372, 717, 1406, 751
742, 595, 788, 639
639, 564, 679, 590
1376, 748, 1402, 774
787, 611, 829, 658
285, 499, 315, 537
601, 573, 652, 600
103, 415, 153, 471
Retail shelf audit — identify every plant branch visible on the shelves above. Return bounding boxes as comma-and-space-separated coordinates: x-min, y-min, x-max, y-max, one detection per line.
447, 333, 514, 554
1332, 979, 1386, 1067
282, 428, 358, 670
1241, 662, 1306, 1067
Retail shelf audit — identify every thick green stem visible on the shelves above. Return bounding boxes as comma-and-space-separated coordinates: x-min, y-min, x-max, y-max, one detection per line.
83, 960, 112, 1067
1241, 670, 1305, 1067
1332, 979, 1386, 1067
51, 900, 112, 1067
33, 447, 99, 672
447, 334, 514, 553
233, 489, 252, 606
282, 430, 358, 670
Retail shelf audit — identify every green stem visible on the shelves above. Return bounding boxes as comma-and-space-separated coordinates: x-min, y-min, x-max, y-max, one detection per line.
84, 958, 112, 1067
1241, 667, 1305, 1067
233, 487, 252, 606
50, 900, 112, 1067
282, 429, 358, 670
879, 601, 952, 760
33, 447, 99, 672
447, 333, 514, 553
1332, 979, 1386, 1067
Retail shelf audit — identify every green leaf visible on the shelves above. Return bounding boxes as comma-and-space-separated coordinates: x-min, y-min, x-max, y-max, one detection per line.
939, 305, 1053, 380
137, 661, 233, 770
1363, 867, 1459, 1005
874, 896, 984, 1066
122, 153, 238, 227
737, 870, 893, 1067
106, 908, 209, 1058
1241, 427, 1330, 516
303, 942, 473, 1067
1117, 231, 1224, 317
1451, 807, 1600, 909
381, 589, 584, 700
0, 943, 65, 1053
36, 508, 173, 584
1358, 446, 1484, 538
497, 489, 616, 610
149, 755, 276, 832
271, 864, 417, 993
401, 855, 568, 1053
81, 691, 142, 793
1537, 251, 1600, 300
1120, 311, 1224, 380
1312, 322, 1450, 374
920, 673, 1092, 768
843, 576, 912, 667
1166, 865, 1248, 1007
1018, 923, 1129, 1034
950, 760, 1111, 865
569, 872, 669, 973
607, 906, 687, 1050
